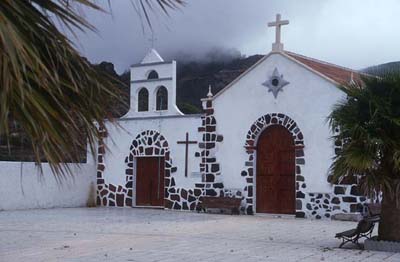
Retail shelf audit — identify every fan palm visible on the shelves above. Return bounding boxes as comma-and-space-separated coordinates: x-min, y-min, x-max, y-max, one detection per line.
329, 75, 400, 242
0, 0, 183, 177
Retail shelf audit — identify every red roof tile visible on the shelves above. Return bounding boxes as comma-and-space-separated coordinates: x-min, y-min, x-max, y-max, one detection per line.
286, 51, 363, 86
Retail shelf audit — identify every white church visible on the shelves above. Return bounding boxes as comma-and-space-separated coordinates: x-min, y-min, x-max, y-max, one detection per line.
96, 14, 367, 219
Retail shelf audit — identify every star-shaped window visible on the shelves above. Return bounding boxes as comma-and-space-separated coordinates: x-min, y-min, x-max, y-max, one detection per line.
262, 68, 289, 98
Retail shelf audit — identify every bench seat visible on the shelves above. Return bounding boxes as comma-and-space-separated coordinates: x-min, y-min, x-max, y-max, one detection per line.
197, 196, 242, 215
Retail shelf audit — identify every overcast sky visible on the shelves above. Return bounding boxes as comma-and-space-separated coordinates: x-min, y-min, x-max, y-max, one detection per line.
70, 0, 400, 73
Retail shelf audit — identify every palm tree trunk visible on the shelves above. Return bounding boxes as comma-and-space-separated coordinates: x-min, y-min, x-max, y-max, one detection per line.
378, 193, 400, 242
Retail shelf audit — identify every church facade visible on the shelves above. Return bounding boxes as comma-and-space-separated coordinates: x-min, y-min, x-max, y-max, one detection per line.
96, 15, 367, 219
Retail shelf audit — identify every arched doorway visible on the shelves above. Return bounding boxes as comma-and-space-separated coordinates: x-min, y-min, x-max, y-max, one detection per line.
126, 130, 174, 208
256, 125, 295, 214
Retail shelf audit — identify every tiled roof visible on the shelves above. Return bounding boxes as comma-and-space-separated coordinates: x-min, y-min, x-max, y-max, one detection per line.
285, 51, 363, 86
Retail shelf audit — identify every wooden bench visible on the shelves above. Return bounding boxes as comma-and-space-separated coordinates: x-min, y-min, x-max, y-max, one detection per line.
335, 203, 381, 249
197, 196, 242, 215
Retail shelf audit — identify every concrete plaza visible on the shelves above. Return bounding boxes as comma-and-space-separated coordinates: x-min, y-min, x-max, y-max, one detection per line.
0, 208, 399, 262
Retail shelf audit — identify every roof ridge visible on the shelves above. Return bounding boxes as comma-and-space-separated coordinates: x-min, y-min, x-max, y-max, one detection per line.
285, 51, 359, 73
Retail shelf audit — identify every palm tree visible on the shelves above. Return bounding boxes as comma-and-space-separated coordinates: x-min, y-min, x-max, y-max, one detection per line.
329, 75, 400, 242
0, 0, 183, 176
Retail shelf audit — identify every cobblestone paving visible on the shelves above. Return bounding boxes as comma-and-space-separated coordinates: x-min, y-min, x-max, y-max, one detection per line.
0, 208, 399, 262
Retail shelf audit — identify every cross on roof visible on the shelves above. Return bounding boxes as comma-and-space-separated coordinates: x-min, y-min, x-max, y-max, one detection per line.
268, 14, 289, 52
148, 33, 157, 48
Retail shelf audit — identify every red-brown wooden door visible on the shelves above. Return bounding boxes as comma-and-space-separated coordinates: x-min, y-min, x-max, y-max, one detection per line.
136, 157, 164, 207
256, 125, 295, 214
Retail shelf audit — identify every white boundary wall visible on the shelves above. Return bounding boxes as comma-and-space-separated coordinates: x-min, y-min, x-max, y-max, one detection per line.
0, 158, 96, 211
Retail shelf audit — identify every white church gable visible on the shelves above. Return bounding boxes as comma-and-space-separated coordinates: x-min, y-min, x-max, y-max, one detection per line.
212, 52, 346, 193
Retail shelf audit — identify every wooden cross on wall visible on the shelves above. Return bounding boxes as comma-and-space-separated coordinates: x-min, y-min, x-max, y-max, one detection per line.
177, 132, 198, 177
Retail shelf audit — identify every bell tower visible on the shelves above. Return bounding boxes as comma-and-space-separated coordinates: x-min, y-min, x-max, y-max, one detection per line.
123, 49, 183, 118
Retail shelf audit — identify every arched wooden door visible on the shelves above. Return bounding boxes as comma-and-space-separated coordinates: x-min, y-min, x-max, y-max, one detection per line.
256, 125, 295, 214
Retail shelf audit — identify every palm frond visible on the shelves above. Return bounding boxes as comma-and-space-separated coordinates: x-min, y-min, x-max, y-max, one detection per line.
0, 0, 183, 177
328, 74, 400, 197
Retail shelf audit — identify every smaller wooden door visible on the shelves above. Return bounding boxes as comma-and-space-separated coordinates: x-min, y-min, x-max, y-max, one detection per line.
256, 125, 295, 214
136, 157, 164, 207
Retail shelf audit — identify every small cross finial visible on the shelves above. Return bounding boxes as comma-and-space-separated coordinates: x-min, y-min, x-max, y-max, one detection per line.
207, 85, 213, 98
148, 32, 157, 48
268, 14, 289, 52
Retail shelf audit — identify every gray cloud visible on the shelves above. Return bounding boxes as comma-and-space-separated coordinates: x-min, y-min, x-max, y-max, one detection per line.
71, 0, 400, 73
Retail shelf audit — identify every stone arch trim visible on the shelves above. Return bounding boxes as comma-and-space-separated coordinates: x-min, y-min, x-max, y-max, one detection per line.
125, 130, 175, 208
96, 129, 177, 208
97, 128, 207, 211
127, 130, 200, 210
240, 113, 306, 216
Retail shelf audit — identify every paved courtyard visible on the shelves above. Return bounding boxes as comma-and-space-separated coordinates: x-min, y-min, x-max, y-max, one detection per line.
0, 208, 399, 262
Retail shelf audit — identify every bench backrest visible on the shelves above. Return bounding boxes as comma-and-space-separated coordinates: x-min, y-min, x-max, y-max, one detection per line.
201, 197, 242, 208
367, 203, 381, 217
356, 219, 375, 234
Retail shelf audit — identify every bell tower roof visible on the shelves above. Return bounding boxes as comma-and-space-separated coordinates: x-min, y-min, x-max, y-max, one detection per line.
141, 49, 164, 64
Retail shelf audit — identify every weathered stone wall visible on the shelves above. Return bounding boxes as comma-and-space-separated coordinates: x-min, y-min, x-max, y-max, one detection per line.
303, 184, 367, 219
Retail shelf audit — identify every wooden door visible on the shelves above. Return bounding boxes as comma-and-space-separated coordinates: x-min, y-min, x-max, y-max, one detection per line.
136, 157, 164, 207
256, 125, 295, 214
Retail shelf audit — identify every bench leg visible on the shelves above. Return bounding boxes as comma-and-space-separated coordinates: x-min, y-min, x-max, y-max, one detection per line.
339, 239, 348, 248
338, 235, 363, 249
231, 207, 240, 215
338, 236, 353, 248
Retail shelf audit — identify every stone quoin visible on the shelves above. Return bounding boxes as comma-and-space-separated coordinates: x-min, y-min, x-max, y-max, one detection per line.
97, 14, 368, 218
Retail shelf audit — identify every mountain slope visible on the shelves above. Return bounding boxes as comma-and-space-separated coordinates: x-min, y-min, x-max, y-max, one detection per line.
363, 62, 400, 76
176, 55, 263, 112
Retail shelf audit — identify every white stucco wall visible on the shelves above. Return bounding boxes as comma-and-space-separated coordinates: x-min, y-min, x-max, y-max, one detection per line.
103, 115, 203, 191
0, 158, 96, 211
212, 53, 346, 193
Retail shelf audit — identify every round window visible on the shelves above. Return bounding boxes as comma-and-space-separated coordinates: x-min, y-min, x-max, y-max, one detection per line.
271, 78, 280, 87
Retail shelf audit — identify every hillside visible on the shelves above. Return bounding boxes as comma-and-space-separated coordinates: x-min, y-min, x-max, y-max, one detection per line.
363, 61, 400, 76
175, 55, 264, 112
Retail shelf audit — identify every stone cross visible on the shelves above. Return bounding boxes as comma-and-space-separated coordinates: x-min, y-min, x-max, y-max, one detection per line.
268, 14, 289, 52
177, 132, 197, 177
